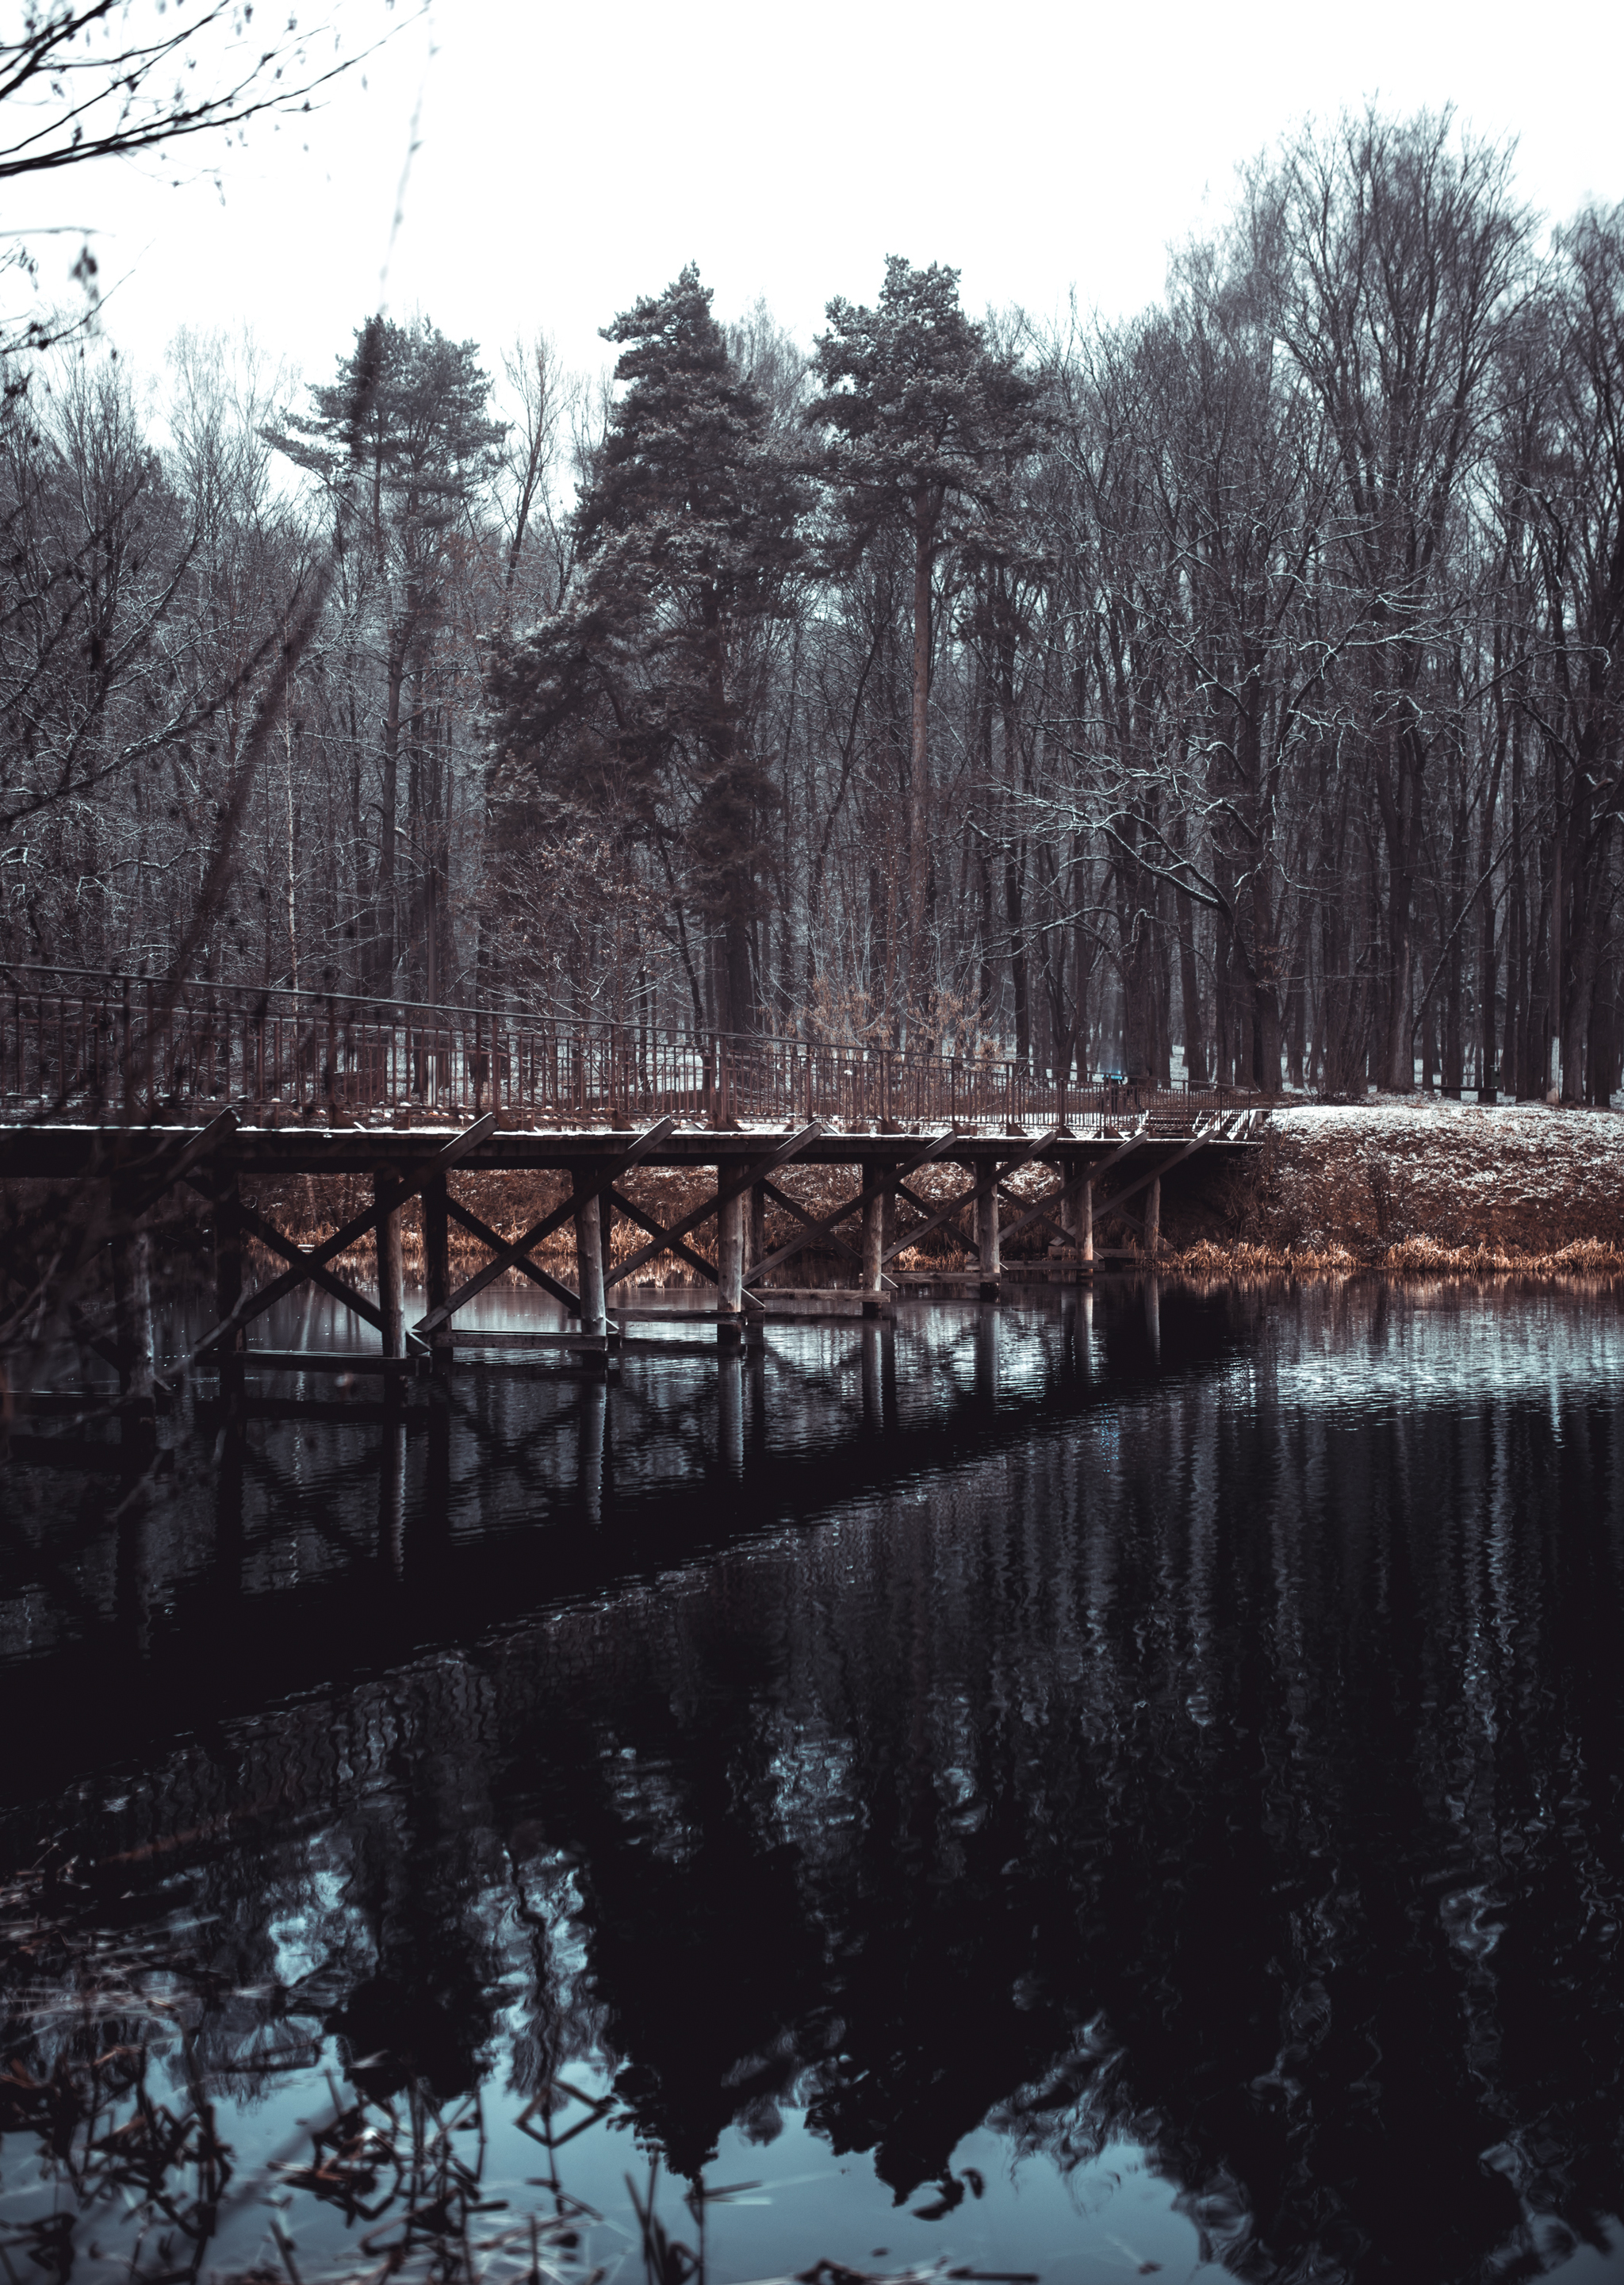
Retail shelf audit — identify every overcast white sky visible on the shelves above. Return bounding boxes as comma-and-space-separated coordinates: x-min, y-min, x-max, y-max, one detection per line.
14, 0, 1624, 409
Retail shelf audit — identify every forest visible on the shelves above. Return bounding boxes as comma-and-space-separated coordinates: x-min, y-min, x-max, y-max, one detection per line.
4, 105, 1622, 1102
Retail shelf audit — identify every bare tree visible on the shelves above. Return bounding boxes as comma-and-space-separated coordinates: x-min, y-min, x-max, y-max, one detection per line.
2, 0, 416, 358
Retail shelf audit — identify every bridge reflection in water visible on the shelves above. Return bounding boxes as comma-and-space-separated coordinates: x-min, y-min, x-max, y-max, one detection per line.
3, 1282, 1624, 2284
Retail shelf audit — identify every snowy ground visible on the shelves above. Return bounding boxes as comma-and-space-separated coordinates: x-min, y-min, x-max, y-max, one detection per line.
1258, 1098, 1624, 1252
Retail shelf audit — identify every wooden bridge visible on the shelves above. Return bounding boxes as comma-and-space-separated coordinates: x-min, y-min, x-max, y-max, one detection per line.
0, 966, 1262, 1432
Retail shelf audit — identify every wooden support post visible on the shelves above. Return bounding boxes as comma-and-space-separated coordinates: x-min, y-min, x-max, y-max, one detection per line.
574, 1184, 607, 1339
111, 1192, 156, 1460
861, 1167, 884, 1315
126, 1234, 155, 1409
882, 1179, 896, 1261
214, 1169, 243, 1395
1059, 1164, 1078, 1256
749, 1181, 766, 1275
1145, 1173, 1161, 1257
718, 1180, 745, 1343
374, 1172, 404, 1361
976, 1160, 1001, 1298
1062, 1167, 1094, 1274
423, 1171, 451, 1375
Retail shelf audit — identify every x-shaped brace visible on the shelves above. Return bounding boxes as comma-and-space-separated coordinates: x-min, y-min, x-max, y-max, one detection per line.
416, 1114, 677, 1332
747, 1129, 956, 1286
607, 1121, 823, 1289
605, 1187, 718, 1286
879, 1127, 1063, 1267
193, 1112, 497, 1360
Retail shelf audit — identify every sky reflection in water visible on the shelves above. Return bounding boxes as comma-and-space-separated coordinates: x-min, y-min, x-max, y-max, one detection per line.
3, 1279, 1623, 2283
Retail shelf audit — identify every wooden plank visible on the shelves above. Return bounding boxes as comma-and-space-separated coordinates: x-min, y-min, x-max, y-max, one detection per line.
983, 1126, 1155, 1259
755, 1177, 868, 1275
1091, 1125, 1212, 1218
740, 1285, 891, 1301
6, 1390, 120, 1416
611, 1304, 728, 1321
210, 1190, 389, 1334
229, 1348, 419, 1374
993, 1158, 1110, 1253
754, 1305, 892, 1322
891, 1175, 973, 1246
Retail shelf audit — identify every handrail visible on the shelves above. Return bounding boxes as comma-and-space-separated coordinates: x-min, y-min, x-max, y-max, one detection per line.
0, 964, 1250, 1135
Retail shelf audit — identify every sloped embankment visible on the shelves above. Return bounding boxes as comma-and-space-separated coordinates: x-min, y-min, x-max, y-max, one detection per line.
1178, 1100, 1624, 1276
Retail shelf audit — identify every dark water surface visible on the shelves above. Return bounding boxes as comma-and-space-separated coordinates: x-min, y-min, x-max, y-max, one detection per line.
4, 1280, 1624, 2285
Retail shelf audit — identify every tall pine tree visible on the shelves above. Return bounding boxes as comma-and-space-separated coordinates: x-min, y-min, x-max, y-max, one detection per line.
272, 317, 504, 993
488, 266, 804, 1033
810, 259, 1038, 1039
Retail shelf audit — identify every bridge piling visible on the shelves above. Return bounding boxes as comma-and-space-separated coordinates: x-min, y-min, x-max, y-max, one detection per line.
213, 1171, 244, 1397
717, 1183, 746, 1346
423, 1173, 451, 1378
110, 1197, 156, 1456
573, 1186, 608, 1345
861, 1168, 884, 1315
975, 1163, 1002, 1299
373, 1174, 405, 1367
0, 987, 1261, 1427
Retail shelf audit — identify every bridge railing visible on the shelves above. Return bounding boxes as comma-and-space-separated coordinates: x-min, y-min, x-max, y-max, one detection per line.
0, 965, 1245, 1135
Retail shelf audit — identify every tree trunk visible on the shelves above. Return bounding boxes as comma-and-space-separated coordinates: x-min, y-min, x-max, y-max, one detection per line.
907, 489, 936, 1029
377, 637, 405, 993
1176, 884, 1204, 1081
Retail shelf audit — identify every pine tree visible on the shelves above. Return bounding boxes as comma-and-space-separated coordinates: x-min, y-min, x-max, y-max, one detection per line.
488, 266, 804, 1033
810, 259, 1039, 1038
272, 317, 504, 993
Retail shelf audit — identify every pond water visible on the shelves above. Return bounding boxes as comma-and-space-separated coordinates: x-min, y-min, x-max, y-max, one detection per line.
3, 1279, 1624, 2285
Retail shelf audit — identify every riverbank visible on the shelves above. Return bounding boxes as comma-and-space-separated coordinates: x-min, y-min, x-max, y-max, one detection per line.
1162, 1099, 1624, 1278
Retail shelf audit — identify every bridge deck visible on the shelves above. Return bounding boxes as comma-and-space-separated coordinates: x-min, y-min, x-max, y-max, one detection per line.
0, 1114, 1259, 1179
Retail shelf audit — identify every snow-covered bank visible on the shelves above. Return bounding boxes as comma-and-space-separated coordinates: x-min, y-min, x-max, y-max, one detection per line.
1220, 1099, 1624, 1267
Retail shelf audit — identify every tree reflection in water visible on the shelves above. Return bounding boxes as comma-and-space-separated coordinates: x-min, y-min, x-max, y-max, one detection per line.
2, 1282, 1623, 2283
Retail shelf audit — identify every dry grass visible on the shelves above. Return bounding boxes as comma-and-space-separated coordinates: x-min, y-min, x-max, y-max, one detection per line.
1158, 1231, 1624, 1282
